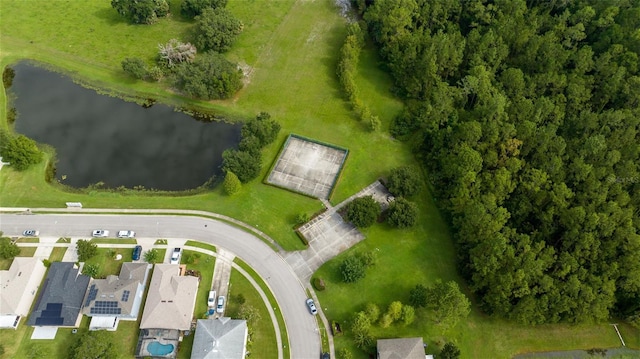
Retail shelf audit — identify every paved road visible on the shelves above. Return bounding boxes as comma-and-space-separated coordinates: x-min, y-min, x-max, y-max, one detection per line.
0, 213, 320, 359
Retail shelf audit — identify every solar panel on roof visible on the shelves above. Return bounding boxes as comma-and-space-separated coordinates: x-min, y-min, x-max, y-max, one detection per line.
121, 290, 130, 302
35, 317, 64, 326
85, 284, 98, 306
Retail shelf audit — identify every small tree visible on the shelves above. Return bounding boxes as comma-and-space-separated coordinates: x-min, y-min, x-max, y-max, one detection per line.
223, 171, 242, 195
388, 301, 403, 321
111, 0, 169, 24
144, 248, 160, 263
387, 166, 421, 197
379, 313, 393, 328
364, 302, 380, 322
69, 330, 117, 359
361, 250, 378, 267
222, 150, 261, 183
409, 284, 428, 308
427, 280, 471, 328
351, 311, 372, 348
440, 342, 461, 359
121, 57, 148, 79
0, 134, 43, 171
241, 112, 281, 149
387, 198, 418, 228
181, 0, 227, 18
340, 254, 366, 283
344, 195, 380, 228
76, 240, 98, 262
193, 8, 243, 52
158, 39, 197, 68
0, 238, 20, 260
400, 305, 415, 326
172, 51, 243, 99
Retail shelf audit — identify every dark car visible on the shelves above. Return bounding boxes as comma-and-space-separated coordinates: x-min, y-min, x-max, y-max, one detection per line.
321, 353, 330, 359
132, 245, 142, 261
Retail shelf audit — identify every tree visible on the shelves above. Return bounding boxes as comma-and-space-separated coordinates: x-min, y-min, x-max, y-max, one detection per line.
172, 51, 243, 99
69, 331, 117, 359
121, 57, 148, 79
409, 284, 428, 308
351, 311, 372, 348
440, 342, 461, 359
426, 280, 471, 328
181, 0, 227, 18
144, 248, 160, 263
76, 240, 98, 262
110, 0, 169, 24
387, 166, 421, 197
241, 112, 281, 149
0, 134, 43, 171
340, 254, 366, 283
193, 8, 243, 52
221, 149, 261, 183
344, 195, 380, 228
364, 302, 380, 322
223, 171, 241, 195
388, 301, 403, 321
0, 237, 20, 260
158, 39, 197, 68
400, 304, 415, 326
386, 198, 418, 228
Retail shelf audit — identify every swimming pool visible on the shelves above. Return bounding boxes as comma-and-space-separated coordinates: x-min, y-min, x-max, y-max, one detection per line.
147, 341, 175, 356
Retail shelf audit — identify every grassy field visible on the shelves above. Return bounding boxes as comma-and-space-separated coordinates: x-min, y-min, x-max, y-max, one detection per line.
1, 0, 639, 358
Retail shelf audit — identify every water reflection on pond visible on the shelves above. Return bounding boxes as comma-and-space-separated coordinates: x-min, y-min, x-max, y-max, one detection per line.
9, 62, 240, 191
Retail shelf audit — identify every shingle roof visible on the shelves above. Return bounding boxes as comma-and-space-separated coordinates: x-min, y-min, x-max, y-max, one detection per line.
191, 317, 248, 359
140, 264, 198, 330
27, 262, 90, 327
82, 262, 149, 319
377, 337, 425, 359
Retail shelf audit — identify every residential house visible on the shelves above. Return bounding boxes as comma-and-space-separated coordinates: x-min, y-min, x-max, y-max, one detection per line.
139, 264, 198, 330
0, 257, 47, 329
27, 262, 90, 328
82, 262, 150, 331
377, 337, 427, 359
191, 317, 248, 359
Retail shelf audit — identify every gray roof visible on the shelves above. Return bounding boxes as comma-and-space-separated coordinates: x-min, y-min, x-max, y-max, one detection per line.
27, 262, 90, 327
377, 337, 425, 359
191, 317, 248, 359
82, 262, 149, 319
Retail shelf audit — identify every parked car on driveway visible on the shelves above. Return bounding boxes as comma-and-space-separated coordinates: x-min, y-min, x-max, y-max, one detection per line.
170, 247, 181, 264
306, 298, 318, 315
92, 230, 109, 237
208, 291, 217, 307
132, 245, 142, 261
216, 296, 226, 313
117, 230, 135, 238
22, 229, 39, 237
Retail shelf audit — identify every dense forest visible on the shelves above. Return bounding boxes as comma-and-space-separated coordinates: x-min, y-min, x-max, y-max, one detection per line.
358, 0, 640, 325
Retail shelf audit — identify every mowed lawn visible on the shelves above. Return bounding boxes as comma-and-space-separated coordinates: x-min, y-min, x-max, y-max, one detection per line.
1, 0, 638, 358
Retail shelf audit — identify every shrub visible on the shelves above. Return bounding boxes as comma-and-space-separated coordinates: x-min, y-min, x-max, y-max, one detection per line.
296, 212, 311, 225
223, 171, 242, 195
111, 0, 169, 24
388, 301, 403, 321
361, 250, 378, 267
313, 277, 326, 291
144, 248, 160, 263
181, 0, 227, 18
387, 166, 421, 197
340, 254, 366, 283
387, 198, 418, 228
337, 348, 352, 359
6, 107, 17, 124
364, 302, 380, 322
121, 57, 148, 79
241, 112, 281, 148
221, 150, 261, 183
344, 195, 380, 228
401, 305, 415, 326
2, 66, 15, 88
82, 264, 99, 278
379, 312, 393, 328
440, 342, 461, 359
409, 284, 428, 308
172, 51, 243, 100
76, 240, 98, 262
0, 238, 20, 259
193, 8, 243, 52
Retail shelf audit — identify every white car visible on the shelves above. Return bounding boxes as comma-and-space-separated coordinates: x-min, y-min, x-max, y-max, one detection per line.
23, 229, 39, 237
170, 248, 181, 264
306, 298, 318, 315
117, 230, 135, 238
216, 296, 225, 313
92, 230, 109, 238
208, 291, 217, 307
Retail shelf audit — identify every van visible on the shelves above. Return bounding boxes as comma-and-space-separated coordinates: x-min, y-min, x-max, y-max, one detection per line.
208, 291, 216, 307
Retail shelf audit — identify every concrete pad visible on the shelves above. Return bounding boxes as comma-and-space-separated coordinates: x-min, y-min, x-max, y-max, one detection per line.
31, 326, 58, 339
267, 135, 347, 199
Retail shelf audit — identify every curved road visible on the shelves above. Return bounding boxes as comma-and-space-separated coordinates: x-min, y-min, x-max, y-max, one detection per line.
0, 212, 320, 359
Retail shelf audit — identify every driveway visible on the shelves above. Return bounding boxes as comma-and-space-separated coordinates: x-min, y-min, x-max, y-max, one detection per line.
0, 212, 320, 359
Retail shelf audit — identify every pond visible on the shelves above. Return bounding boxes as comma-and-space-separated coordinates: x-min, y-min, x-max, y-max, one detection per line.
8, 62, 241, 191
